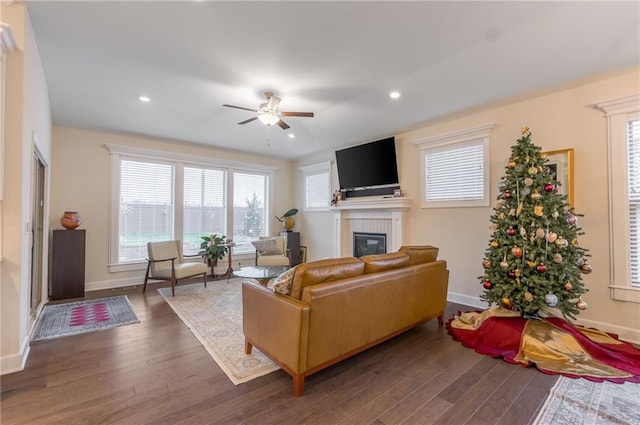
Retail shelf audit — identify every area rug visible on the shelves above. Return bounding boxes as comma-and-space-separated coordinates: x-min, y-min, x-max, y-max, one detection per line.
533, 377, 640, 425
447, 307, 640, 383
157, 279, 279, 385
32, 296, 139, 341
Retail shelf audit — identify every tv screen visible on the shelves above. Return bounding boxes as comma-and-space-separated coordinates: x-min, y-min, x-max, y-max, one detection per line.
335, 137, 399, 190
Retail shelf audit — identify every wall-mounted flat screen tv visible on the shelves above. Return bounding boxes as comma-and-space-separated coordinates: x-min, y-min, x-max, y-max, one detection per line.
335, 137, 399, 190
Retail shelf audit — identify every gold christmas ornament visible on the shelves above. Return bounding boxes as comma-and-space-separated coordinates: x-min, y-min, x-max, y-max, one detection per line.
491, 241, 499, 248
534, 205, 544, 216
553, 253, 563, 263
521, 126, 530, 137
555, 237, 568, 248
514, 268, 521, 277
516, 202, 523, 217
565, 282, 573, 291
524, 177, 533, 187
528, 166, 538, 175
528, 261, 537, 268
576, 297, 588, 310
531, 190, 542, 200
498, 213, 505, 220
546, 232, 558, 243
482, 259, 492, 269
508, 161, 516, 168
501, 297, 512, 307
519, 226, 527, 236
536, 228, 546, 238
552, 210, 560, 219
500, 259, 510, 270
580, 263, 593, 274
524, 292, 534, 302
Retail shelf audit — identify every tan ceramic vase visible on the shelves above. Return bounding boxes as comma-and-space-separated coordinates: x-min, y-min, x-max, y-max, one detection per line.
60, 211, 82, 230
281, 216, 295, 231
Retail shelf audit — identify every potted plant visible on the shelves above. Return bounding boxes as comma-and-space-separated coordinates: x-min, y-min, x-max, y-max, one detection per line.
275, 208, 298, 231
199, 234, 229, 269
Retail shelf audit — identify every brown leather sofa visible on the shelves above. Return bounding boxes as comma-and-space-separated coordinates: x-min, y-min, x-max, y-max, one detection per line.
242, 246, 449, 396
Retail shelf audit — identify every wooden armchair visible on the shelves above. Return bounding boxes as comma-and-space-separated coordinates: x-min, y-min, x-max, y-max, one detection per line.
142, 240, 208, 296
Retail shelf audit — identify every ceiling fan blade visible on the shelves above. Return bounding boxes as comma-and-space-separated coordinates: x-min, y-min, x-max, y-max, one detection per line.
277, 119, 290, 130
223, 104, 258, 113
281, 112, 314, 118
238, 117, 258, 125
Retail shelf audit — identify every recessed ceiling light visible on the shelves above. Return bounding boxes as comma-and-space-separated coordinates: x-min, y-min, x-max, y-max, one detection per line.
138, 95, 151, 102
288, 134, 296, 139
389, 91, 401, 99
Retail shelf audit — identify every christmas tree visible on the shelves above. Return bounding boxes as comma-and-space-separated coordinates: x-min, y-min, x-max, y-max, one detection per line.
480, 127, 591, 320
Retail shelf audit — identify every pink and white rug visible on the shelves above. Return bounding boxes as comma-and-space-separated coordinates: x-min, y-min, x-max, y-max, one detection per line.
32, 296, 139, 341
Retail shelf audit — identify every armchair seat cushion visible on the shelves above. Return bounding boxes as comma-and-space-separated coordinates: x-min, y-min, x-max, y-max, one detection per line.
257, 255, 290, 267
152, 262, 208, 280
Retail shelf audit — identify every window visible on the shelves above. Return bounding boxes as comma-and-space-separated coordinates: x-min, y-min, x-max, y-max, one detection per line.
413, 124, 493, 208
107, 145, 276, 271
183, 166, 226, 255
300, 162, 331, 211
119, 159, 174, 263
596, 94, 640, 302
232, 172, 268, 254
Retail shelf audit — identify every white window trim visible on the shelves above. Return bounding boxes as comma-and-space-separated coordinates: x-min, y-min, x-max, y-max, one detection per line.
413, 123, 494, 208
300, 161, 331, 212
106, 144, 277, 272
596, 93, 640, 304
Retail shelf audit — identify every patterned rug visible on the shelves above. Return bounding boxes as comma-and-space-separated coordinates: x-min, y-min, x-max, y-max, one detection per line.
32, 296, 139, 341
157, 279, 279, 385
533, 377, 640, 424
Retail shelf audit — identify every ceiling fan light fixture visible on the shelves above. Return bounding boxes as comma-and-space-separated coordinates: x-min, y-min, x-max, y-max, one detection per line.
258, 112, 280, 126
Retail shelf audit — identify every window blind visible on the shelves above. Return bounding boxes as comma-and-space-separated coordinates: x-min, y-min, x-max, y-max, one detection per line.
306, 171, 330, 209
233, 172, 267, 253
183, 167, 226, 255
628, 119, 640, 286
424, 140, 484, 202
119, 160, 173, 262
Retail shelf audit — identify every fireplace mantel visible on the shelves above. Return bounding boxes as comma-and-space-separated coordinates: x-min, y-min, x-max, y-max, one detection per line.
334, 196, 411, 211
333, 197, 412, 257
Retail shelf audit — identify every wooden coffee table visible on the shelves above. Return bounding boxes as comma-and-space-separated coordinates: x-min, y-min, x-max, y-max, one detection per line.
233, 265, 289, 285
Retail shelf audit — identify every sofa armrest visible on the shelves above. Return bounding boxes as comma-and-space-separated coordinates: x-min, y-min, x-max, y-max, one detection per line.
242, 280, 310, 374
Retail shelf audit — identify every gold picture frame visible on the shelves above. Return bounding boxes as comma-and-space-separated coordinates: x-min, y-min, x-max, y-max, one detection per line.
542, 148, 574, 207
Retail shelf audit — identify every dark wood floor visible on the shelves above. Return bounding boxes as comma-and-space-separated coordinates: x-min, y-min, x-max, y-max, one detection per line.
1, 280, 557, 425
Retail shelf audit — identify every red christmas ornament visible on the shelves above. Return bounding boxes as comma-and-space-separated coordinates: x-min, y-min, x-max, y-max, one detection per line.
507, 227, 516, 236
504, 190, 512, 199
508, 270, 516, 279
544, 183, 555, 192
537, 263, 547, 273
483, 280, 492, 289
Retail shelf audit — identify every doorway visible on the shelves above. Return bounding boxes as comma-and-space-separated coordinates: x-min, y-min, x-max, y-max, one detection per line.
30, 152, 45, 319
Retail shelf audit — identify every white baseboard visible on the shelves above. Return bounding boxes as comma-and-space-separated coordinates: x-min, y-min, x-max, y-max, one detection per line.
447, 291, 486, 309
86, 276, 146, 292
575, 317, 640, 345
1, 336, 30, 375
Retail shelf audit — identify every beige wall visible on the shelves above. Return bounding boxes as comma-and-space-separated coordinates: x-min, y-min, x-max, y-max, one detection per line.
1, 3, 52, 374
297, 68, 640, 343
50, 126, 295, 289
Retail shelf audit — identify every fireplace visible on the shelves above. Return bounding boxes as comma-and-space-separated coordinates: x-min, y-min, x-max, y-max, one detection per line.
353, 232, 386, 257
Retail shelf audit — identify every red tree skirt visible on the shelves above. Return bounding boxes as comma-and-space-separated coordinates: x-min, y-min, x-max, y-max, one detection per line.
446, 308, 640, 383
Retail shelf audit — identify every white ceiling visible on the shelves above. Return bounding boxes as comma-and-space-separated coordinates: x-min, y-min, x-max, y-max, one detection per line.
26, 1, 640, 160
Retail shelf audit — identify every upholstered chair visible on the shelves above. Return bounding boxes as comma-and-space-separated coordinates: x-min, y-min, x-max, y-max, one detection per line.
143, 240, 208, 296
253, 236, 291, 267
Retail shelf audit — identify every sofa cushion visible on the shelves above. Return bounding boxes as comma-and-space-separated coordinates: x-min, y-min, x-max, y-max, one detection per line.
251, 239, 282, 255
289, 257, 365, 300
360, 252, 410, 274
267, 266, 296, 295
398, 245, 439, 265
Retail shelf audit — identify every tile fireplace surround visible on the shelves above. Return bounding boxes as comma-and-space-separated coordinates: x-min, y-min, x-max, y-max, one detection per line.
333, 197, 411, 257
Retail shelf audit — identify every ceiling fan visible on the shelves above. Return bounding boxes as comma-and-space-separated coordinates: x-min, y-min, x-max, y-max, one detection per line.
222, 91, 314, 130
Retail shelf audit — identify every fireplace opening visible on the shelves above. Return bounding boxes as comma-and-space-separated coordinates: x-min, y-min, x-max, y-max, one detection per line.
353, 232, 387, 257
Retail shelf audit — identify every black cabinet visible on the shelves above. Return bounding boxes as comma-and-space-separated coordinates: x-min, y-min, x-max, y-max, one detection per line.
51, 229, 86, 300
281, 231, 301, 266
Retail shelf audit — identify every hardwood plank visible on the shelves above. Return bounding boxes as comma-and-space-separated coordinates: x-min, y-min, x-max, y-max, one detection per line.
0, 288, 556, 425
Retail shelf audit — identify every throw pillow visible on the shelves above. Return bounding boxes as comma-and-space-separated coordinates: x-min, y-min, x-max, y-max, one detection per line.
267, 267, 296, 296
251, 239, 282, 256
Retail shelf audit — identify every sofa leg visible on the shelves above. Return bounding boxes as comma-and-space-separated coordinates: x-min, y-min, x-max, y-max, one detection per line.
293, 374, 304, 397
438, 313, 444, 326
245, 341, 253, 354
